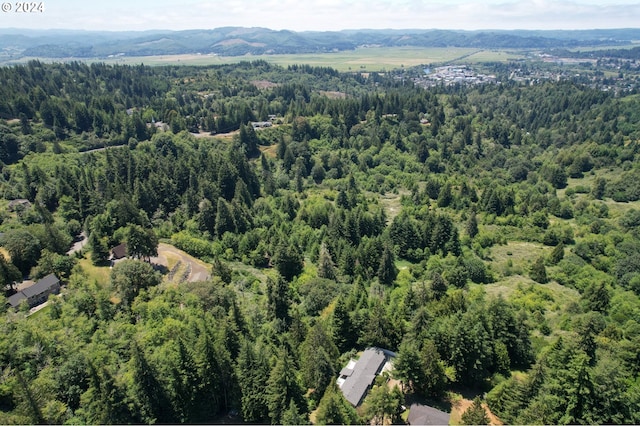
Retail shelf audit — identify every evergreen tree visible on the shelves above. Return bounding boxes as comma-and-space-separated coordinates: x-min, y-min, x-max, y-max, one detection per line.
530, 256, 548, 283
377, 244, 398, 285
461, 396, 489, 425
581, 282, 610, 313
437, 182, 453, 207
127, 342, 174, 423
236, 340, 269, 423
431, 272, 448, 300
273, 242, 304, 282
419, 340, 447, 397
466, 211, 479, 239
332, 297, 354, 352
267, 274, 291, 324
548, 241, 565, 265
215, 197, 236, 238
393, 341, 424, 393
265, 349, 306, 424
89, 232, 110, 266
300, 323, 338, 399
281, 400, 307, 425
317, 242, 337, 280
238, 123, 260, 158
315, 381, 359, 425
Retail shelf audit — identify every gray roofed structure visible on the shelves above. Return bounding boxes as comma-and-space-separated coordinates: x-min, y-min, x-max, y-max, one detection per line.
6, 274, 60, 309
21, 274, 59, 298
339, 347, 392, 407
407, 403, 450, 425
7, 291, 27, 308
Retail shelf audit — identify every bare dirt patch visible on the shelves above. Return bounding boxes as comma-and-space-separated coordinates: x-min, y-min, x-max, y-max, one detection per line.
152, 243, 211, 283
451, 398, 502, 425
252, 79, 278, 89
377, 190, 410, 223
319, 90, 347, 99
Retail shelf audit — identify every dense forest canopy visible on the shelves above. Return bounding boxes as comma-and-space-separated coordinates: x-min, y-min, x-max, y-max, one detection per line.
1, 58, 640, 424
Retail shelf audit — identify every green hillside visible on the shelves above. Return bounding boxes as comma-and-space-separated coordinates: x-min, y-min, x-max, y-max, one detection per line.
1, 57, 640, 425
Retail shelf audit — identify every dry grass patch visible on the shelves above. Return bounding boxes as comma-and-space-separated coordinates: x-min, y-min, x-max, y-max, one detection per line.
377, 190, 409, 223
77, 257, 111, 286
450, 397, 503, 426
488, 241, 550, 278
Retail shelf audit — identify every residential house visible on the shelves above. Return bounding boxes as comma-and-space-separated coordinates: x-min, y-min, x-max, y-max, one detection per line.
406, 403, 450, 425
7, 274, 61, 309
337, 347, 396, 407
110, 243, 127, 261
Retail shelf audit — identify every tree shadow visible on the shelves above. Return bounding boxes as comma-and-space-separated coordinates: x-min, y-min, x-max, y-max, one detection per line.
403, 392, 453, 414
151, 262, 168, 275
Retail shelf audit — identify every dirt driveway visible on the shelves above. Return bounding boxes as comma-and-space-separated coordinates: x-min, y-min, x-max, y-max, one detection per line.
151, 243, 211, 283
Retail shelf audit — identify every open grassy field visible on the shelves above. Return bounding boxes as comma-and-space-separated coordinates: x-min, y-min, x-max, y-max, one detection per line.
64, 46, 524, 71
77, 257, 111, 286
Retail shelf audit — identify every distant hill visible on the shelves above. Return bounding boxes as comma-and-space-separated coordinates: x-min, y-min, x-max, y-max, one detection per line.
1, 27, 639, 59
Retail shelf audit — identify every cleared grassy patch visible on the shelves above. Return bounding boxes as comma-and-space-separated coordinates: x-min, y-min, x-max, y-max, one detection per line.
77, 257, 111, 286
487, 241, 550, 279
80, 47, 499, 71
462, 49, 526, 63
483, 279, 579, 305
377, 190, 408, 223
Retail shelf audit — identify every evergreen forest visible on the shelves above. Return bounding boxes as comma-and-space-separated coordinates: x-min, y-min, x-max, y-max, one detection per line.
1, 59, 640, 424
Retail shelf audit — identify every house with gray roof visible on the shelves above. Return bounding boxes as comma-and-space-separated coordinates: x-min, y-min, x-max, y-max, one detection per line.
6, 274, 60, 309
407, 403, 450, 425
337, 347, 396, 407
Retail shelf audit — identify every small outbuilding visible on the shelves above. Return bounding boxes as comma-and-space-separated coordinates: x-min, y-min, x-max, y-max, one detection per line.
110, 243, 127, 260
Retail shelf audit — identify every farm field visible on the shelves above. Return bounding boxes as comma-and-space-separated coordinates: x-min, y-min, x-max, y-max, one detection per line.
14, 46, 527, 70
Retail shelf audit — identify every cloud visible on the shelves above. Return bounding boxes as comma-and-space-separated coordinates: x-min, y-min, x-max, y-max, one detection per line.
2, 0, 638, 31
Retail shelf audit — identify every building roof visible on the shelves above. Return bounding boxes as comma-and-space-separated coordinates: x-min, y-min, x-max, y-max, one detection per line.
6, 274, 60, 308
111, 243, 127, 259
20, 274, 60, 298
407, 403, 450, 426
339, 347, 389, 407
7, 291, 27, 308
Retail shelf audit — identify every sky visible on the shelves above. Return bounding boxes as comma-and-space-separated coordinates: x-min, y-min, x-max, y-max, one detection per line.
0, 0, 639, 32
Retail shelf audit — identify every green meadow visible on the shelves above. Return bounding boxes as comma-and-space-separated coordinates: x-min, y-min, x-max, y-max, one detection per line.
55, 46, 526, 70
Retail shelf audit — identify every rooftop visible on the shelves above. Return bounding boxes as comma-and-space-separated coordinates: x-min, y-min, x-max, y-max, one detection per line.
339, 347, 394, 407
407, 403, 450, 426
21, 273, 60, 298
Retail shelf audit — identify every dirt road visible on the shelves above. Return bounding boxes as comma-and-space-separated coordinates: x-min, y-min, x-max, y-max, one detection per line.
151, 243, 211, 283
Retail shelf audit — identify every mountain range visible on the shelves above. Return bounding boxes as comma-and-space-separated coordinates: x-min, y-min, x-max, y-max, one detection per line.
1, 27, 639, 59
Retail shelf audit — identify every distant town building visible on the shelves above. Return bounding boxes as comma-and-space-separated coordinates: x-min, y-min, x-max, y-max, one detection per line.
251, 121, 272, 129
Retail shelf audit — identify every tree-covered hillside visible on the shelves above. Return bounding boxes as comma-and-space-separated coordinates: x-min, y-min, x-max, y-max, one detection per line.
1, 60, 640, 424
3, 27, 639, 59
